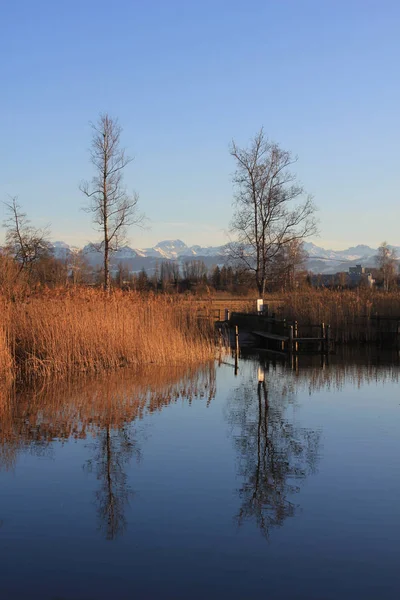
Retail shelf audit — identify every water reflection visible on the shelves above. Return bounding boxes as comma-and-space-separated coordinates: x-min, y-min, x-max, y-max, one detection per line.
0, 364, 216, 539
226, 348, 400, 538
85, 424, 139, 540
227, 362, 321, 538
0, 351, 398, 545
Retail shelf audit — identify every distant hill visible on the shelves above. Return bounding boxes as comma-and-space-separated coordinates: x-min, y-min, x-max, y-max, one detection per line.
48, 239, 400, 275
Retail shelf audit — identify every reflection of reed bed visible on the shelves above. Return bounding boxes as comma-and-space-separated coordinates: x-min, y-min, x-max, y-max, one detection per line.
273, 289, 400, 344
1, 291, 216, 380
0, 363, 216, 461
291, 362, 400, 393
254, 358, 400, 394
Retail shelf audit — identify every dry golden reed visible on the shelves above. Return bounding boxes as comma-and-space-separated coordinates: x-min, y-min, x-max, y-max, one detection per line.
0, 299, 13, 382
2, 289, 216, 380
273, 288, 400, 343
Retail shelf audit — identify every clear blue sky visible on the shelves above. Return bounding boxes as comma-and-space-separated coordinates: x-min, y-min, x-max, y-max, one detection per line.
1, 0, 399, 250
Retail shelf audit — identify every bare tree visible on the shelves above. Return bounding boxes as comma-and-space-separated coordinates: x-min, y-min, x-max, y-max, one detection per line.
80, 114, 143, 292
269, 239, 308, 290
376, 242, 398, 291
160, 260, 180, 291
229, 128, 317, 297
182, 259, 207, 283
3, 197, 51, 279
68, 248, 91, 285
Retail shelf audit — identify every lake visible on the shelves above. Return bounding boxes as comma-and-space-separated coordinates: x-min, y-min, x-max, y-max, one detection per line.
0, 351, 399, 599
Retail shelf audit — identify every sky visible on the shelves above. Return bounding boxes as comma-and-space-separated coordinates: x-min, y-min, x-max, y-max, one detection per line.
1, 0, 399, 251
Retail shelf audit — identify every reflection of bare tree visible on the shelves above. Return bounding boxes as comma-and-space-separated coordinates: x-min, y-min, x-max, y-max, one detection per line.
228, 366, 320, 538
0, 364, 216, 538
85, 424, 140, 540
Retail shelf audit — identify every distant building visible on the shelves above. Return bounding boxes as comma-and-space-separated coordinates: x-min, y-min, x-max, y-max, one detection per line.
349, 264, 365, 275
310, 264, 375, 288
348, 264, 375, 288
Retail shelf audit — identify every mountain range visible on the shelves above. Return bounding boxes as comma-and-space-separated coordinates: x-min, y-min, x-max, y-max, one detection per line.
50, 239, 399, 275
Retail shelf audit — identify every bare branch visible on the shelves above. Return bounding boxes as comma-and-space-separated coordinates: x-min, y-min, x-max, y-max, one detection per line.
80, 113, 144, 292
3, 196, 51, 280
228, 129, 318, 296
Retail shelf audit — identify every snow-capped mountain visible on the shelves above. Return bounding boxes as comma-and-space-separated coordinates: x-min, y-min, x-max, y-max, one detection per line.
136, 240, 227, 260
47, 239, 400, 274
51, 241, 80, 260
302, 242, 378, 262
303, 243, 400, 274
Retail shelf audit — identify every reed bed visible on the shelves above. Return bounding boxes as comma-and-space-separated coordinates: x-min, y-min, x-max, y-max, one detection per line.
273, 289, 400, 343
0, 300, 13, 383
1, 290, 216, 380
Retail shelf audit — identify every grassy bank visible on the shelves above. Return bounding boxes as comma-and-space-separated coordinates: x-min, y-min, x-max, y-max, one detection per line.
0, 290, 216, 380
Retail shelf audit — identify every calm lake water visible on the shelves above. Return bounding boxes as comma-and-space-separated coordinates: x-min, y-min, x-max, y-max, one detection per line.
0, 351, 399, 599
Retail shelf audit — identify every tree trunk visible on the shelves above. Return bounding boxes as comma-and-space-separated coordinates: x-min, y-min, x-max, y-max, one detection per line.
104, 240, 110, 292
103, 161, 110, 292
260, 278, 266, 299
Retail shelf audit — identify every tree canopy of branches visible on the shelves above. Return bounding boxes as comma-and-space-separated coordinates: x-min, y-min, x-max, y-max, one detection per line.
80, 113, 143, 292
376, 242, 398, 291
229, 128, 317, 296
268, 239, 308, 290
3, 197, 51, 279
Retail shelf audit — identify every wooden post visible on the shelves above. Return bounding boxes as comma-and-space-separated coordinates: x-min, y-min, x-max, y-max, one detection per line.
320, 322, 325, 353
218, 327, 222, 366
377, 314, 381, 346
294, 320, 298, 352
326, 324, 331, 353
289, 325, 294, 354
225, 308, 230, 322
218, 326, 223, 347
232, 325, 239, 375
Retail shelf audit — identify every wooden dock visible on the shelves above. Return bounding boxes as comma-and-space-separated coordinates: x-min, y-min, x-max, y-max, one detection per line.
219, 306, 400, 356
227, 312, 333, 355
252, 327, 331, 354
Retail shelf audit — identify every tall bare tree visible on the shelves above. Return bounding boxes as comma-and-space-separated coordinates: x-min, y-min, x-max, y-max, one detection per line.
80, 114, 143, 292
376, 241, 398, 291
229, 128, 317, 297
3, 197, 51, 279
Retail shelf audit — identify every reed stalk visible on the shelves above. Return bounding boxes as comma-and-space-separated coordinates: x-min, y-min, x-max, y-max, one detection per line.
1, 290, 216, 380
